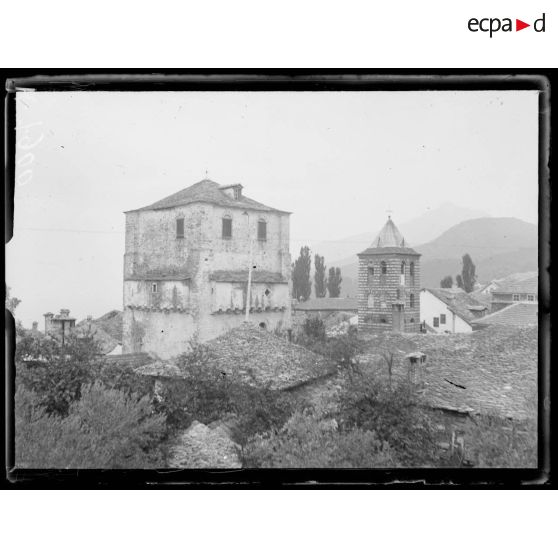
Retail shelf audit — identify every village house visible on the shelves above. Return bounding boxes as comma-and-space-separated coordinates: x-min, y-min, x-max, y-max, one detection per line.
474, 301, 538, 328
420, 288, 488, 334
357, 217, 421, 333
489, 271, 538, 312
122, 179, 292, 359
43, 309, 76, 344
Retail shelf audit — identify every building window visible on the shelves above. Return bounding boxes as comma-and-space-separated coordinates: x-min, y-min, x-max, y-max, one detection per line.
367, 266, 374, 285
433, 317, 439, 327
258, 219, 267, 241
512, 294, 520, 301
151, 283, 158, 293
410, 262, 415, 276
401, 261, 406, 274
367, 293, 374, 308
440, 313, 446, 324
222, 217, 232, 239
176, 218, 184, 238
409, 293, 415, 308
381, 261, 387, 274
527, 294, 535, 302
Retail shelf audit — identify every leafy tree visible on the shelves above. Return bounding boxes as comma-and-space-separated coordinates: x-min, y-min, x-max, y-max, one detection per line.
15, 383, 166, 468
460, 253, 477, 293
327, 267, 342, 297
440, 275, 453, 288
314, 254, 327, 298
292, 246, 312, 301
5, 285, 21, 314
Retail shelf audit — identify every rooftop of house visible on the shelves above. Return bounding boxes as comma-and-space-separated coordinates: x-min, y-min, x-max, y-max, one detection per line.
423, 288, 488, 325
491, 271, 538, 295
358, 217, 419, 257
293, 297, 359, 312
474, 302, 538, 328
126, 178, 290, 214
201, 322, 335, 390
358, 325, 537, 421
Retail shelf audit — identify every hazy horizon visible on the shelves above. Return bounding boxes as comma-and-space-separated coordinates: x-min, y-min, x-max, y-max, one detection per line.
7, 90, 539, 327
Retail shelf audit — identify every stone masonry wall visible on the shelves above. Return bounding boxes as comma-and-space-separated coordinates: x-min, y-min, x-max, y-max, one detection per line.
357, 254, 421, 333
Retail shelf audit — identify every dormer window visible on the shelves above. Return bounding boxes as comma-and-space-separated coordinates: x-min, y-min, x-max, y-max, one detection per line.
219, 184, 243, 200
258, 219, 267, 241
176, 218, 184, 238
233, 186, 241, 200
222, 216, 232, 239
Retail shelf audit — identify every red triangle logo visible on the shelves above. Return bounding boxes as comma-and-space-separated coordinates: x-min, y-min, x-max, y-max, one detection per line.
516, 19, 530, 31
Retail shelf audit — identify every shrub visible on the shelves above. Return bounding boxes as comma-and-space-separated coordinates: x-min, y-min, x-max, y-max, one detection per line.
302, 316, 326, 342
16, 332, 102, 416
463, 415, 537, 468
15, 383, 166, 468
161, 343, 297, 442
243, 410, 396, 468
338, 371, 440, 466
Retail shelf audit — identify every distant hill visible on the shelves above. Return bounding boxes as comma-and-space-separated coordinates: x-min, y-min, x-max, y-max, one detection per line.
310, 202, 489, 264
337, 217, 537, 296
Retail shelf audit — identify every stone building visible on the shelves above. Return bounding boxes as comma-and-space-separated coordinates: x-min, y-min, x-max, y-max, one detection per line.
43, 309, 76, 344
357, 217, 421, 333
122, 179, 291, 359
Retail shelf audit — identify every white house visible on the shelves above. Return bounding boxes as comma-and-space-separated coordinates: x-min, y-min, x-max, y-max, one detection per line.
420, 288, 488, 334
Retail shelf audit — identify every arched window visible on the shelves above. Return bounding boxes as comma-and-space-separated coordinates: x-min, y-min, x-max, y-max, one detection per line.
410, 293, 415, 308
381, 261, 387, 274
367, 266, 374, 285
401, 261, 406, 274
410, 262, 415, 276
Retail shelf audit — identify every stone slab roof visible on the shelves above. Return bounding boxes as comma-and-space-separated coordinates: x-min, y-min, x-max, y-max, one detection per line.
424, 288, 488, 326
74, 321, 121, 355
293, 297, 359, 312
358, 326, 537, 421
474, 302, 538, 327
492, 271, 538, 295
127, 179, 290, 214
209, 270, 287, 283
102, 352, 154, 369
202, 322, 335, 390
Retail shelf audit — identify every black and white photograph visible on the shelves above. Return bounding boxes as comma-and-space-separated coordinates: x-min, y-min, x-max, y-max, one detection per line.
5, 75, 548, 480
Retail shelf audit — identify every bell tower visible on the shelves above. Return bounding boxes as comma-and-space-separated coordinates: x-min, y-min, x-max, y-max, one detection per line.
357, 217, 421, 333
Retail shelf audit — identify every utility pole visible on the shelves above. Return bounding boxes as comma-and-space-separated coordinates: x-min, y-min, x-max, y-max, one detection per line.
244, 211, 253, 322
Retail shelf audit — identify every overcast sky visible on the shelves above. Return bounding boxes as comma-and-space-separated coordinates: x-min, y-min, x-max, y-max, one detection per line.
7, 90, 538, 327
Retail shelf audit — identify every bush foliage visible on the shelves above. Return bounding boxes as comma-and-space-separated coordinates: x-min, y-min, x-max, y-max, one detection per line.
16, 383, 166, 468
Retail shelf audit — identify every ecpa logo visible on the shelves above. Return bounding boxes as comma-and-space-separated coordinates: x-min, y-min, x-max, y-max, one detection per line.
468, 13, 546, 37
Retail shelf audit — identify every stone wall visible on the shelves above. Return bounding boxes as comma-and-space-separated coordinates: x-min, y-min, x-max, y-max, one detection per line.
357, 254, 421, 333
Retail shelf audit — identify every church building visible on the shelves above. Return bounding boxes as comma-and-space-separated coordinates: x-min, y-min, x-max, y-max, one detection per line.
122, 179, 291, 359
357, 217, 421, 333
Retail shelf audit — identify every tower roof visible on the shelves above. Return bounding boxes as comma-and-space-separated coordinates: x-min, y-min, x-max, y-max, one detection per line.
358, 217, 420, 256
126, 178, 290, 214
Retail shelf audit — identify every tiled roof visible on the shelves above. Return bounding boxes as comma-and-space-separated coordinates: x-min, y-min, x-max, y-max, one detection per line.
102, 352, 154, 369
358, 217, 419, 256
293, 297, 358, 312
126, 179, 290, 214
358, 326, 537, 421
424, 288, 487, 326
209, 270, 287, 283
474, 302, 538, 327
492, 271, 538, 295
202, 322, 335, 390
